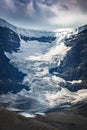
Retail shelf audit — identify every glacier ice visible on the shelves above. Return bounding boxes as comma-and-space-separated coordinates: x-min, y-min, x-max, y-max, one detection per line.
0, 20, 87, 115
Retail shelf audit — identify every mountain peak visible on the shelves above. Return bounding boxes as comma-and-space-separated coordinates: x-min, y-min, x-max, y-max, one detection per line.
0, 18, 10, 26
0, 18, 16, 32
77, 24, 87, 33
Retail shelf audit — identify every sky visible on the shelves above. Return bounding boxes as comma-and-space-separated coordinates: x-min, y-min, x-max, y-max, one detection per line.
0, 0, 87, 30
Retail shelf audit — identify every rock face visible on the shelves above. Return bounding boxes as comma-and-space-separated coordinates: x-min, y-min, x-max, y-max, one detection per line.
49, 29, 87, 91
21, 35, 56, 43
0, 27, 29, 94
58, 31, 87, 80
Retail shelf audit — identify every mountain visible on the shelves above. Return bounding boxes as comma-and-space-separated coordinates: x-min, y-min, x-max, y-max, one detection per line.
0, 18, 56, 38
77, 24, 87, 33
0, 18, 87, 115
0, 19, 56, 94
49, 24, 87, 92
0, 18, 16, 31
0, 23, 29, 94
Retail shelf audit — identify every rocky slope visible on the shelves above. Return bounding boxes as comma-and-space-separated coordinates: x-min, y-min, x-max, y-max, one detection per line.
49, 27, 87, 92
0, 102, 87, 130
0, 26, 29, 94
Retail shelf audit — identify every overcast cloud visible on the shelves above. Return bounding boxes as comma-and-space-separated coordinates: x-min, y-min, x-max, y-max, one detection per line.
0, 0, 87, 29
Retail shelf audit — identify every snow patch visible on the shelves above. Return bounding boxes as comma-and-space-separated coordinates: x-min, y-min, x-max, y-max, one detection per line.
68, 80, 82, 84
19, 112, 35, 118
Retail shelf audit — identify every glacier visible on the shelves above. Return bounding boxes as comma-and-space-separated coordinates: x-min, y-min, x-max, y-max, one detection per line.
0, 19, 87, 116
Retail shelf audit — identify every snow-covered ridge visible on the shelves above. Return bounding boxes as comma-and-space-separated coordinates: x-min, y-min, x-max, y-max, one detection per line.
0, 18, 16, 31
0, 18, 55, 37
0, 18, 87, 37
77, 24, 87, 33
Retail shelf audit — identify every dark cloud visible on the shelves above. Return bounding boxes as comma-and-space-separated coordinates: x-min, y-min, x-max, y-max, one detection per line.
0, 0, 87, 29
17, 0, 30, 4
77, 0, 87, 12
38, 0, 57, 6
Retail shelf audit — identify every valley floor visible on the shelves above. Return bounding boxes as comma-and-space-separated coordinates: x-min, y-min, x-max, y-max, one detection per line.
0, 102, 87, 130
